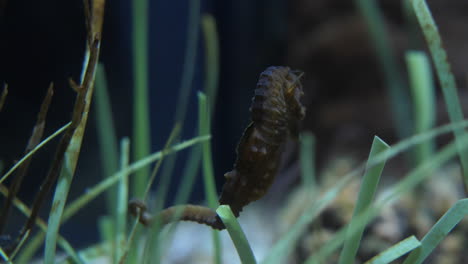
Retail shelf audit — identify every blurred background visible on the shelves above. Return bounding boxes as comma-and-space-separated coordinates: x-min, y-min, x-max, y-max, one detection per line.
1, 0, 468, 257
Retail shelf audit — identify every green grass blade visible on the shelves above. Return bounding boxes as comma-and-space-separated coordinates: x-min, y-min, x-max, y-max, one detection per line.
98, 216, 114, 243
132, 0, 151, 197
300, 132, 316, 187
94, 63, 119, 215
355, 0, 411, 138
201, 14, 220, 107
0, 122, 71, 184
406, 51, 435, 165
115, 138, 130, 263
403, 198, 468, 264
339, 136, 390, 264
198, 92, 222, 264
217, 205, 257, 264
365, 236, 421, 264
411, 0, 468, 187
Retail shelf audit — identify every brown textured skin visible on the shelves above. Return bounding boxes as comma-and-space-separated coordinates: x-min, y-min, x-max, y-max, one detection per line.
218, 66, 305, 216
129, 66, 305, 230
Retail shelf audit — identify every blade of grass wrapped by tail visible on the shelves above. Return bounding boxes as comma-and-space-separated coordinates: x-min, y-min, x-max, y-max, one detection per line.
0, 84, 53, 233
355, 0, 412, 138
0, 184, 82, 264
410, 0, 468, 188
94, 64, 119, 216
131, 0, 151, 197
217, 205, 256, 264
406, 51, 435, 166
305, 133, 468, 263
0, 84, 7, 112
364, 236, 420, 264
154, 0, 201, 215
199, 92, 222, 264
120, 126, 180, 264
403, 198, 468, 264
300, 132, 316, 188
339, 136, 390, 264
44, 1, 105, 262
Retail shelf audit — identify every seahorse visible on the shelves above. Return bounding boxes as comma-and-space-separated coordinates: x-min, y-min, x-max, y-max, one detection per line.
129, 66, 306, 230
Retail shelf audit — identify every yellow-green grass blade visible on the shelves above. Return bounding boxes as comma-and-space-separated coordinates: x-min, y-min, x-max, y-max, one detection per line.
131, 0, 151, 197
364, 236, 420, 264
410, 0, 468, 187
403, 198, 468, 264
339, 136, 390, 264
114, 138, 130, 263
406, 51, 435, 165
94, 63, 119, 216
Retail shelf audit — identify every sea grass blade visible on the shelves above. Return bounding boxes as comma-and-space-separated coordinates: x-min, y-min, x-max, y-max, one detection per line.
131, 0, 151, 197
410, 0, 468, 188
94, 64, 119, 215
122, 126, 180, 264
198, 92, 222, 264
364, 236, 420, 264
44, 1, 105, 262
114, 138, 130, 263
217, 205, 256, 264
406, 51, 435, 165
338, 136, 390, 264
0, 122, 71, 185
403, 198, 468, 264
